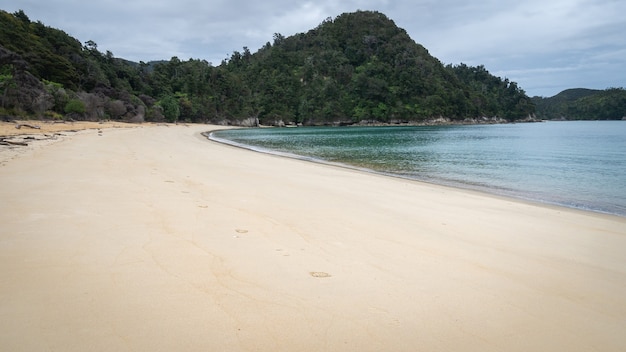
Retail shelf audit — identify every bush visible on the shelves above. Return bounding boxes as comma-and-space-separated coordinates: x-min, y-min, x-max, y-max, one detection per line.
43, 111, 64, 120
158, 95, 180, 123
64, 99, 85, 114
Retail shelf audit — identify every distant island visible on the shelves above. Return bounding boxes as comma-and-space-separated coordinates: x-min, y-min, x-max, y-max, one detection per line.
1, 9, 624, 125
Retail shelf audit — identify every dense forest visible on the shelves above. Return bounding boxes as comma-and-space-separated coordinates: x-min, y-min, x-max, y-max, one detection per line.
2, 9, 538, 125
532, 88, 626, 120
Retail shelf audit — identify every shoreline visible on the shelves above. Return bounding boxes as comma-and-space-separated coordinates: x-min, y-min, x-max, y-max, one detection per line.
2, 123, 625, 351
4, 122, 616, 219
206, 128, 625, 218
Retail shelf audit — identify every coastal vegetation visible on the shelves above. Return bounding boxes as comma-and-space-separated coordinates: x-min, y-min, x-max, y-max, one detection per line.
532, 88, 626, 120
2, 9, 621, 125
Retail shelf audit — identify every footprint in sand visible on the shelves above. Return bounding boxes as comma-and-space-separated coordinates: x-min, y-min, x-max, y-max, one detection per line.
275, 249, 290, 257
309, 272, 331, 278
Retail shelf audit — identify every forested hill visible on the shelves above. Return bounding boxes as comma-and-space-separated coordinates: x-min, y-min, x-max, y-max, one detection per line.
532, 88, 626, 120
1, 9, 535, 125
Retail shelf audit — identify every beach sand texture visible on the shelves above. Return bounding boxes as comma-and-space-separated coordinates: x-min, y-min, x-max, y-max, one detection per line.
1, 123, 625, 351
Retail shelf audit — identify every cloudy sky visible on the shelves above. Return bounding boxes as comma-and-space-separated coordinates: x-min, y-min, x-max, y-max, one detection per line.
3, 0, 624, 97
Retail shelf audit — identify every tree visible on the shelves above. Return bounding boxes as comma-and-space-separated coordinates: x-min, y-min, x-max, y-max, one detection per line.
64, 98, 85, 115
158, 95, 180, 123
84, 40, 98, 53
0, 8, 543, 124
12, 9, 30, 23
106, 99, 126, 119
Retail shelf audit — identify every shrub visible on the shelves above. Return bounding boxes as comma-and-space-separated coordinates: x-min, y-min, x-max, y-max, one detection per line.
64, 99, 85, 114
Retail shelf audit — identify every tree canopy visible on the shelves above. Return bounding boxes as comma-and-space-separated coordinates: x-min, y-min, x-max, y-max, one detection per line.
532, 88, 626, 120
1, 9, 540, 124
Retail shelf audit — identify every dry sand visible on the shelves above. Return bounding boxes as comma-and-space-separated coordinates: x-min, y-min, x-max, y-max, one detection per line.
1, 123, 625, 351
0, 120, 134, 137
0, 120, 141, 166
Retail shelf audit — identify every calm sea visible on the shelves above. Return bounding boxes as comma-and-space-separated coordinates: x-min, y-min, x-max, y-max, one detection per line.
209, 121, 626, 216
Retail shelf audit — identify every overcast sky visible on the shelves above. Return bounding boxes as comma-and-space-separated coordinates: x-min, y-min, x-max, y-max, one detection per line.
3, 0, 625, 97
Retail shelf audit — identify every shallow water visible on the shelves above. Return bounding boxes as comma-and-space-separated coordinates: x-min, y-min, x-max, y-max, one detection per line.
210, 121, 626, 216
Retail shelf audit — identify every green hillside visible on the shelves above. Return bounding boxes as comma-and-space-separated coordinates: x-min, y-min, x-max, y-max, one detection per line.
1, 9, 535, 124
532, 88, 626, 120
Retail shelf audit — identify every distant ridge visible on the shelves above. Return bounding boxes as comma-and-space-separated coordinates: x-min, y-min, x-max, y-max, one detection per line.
551, 88, 601, 100
532, 88, 626, 120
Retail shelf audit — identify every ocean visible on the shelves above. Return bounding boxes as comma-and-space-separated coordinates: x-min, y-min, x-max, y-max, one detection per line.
209, 121, 626, 216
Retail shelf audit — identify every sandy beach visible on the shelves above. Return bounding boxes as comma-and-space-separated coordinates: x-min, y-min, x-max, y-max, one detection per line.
0, 120, 141, 166
1, 123, 625, 351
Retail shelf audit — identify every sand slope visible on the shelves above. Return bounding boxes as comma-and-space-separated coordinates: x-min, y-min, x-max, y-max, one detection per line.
1, 124, 625, 351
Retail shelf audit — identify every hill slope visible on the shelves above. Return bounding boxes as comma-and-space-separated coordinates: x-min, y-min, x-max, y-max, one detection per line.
532, 88, 626, 120
224, 11, 534, 124
1, 9, 534, 124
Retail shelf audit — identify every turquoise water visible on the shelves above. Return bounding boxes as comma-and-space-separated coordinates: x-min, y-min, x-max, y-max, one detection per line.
209, 121, 626, 216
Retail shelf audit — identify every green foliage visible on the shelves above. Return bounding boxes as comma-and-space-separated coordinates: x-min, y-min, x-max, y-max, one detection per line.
19, 8, 626, 124
43, 79, 68, 114
43, 110, 64, 120
0, 64, 15, 88
531, 89, 599, 119
158, 95, 180, 122
0, 62, 11, 76
0, 11, 82, 90
0, 9, 152, 119
569, 88, 626, 120
64, 99, 85, 114
219, 10, 536, 124
444, 64, 535, 120
533, 88, 626, 120
532, 88, 626, 120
